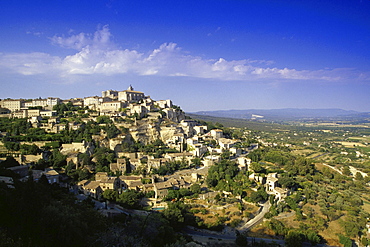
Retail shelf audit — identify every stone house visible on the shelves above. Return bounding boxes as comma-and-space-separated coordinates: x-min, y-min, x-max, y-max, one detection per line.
7, 166, 29, 178
166, 177, 188, 190
101, 101, 125, 112
99, 176, 121, 191
82, 181, 103, 199
83, 96, 101, 110
165, 152, 194, 163
44, 168, 60, 184
273, 187, 289, 201
119, 175, 142, 190
95, 172, 109, 180
118, 86, 145, 103
194, 125, 207, 135
62, 98, 84, 107
210, 129, 223, 139
127, 180, 144, 191
165, 133, 185, 151
19, 154, 43, 165
102, 90, 118, 99
236, 157, 251, 170
0, 99, 24, 112
218, 138, 240, 149
147, 157, 167, 171
25, 97, 60, 109
249, 173, 266, 184
155, 99, 172, 109
189, 144, 208, 157
40, 110, 57, 117
266, 174, 279, 192
110, 158, 134, 174
204, 155, 221, 163
32, 168, 60, 184
60, 141, 94, 155
143, 183, 154, 192
68, 122, 84, 131
129, 104, 148, 118
153, 181, 173, 198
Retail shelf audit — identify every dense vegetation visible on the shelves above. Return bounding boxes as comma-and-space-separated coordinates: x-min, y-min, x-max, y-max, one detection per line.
0, 179, 190, 247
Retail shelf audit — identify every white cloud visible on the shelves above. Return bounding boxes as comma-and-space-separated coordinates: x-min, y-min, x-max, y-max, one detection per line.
26, 31, 43, 37
0, 26, 368, 83
0, 52, 61, 75
50, 25, 112, 50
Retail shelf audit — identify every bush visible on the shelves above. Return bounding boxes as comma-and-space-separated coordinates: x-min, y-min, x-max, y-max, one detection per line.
229, 219, 242, 228
190, 209, 200, 214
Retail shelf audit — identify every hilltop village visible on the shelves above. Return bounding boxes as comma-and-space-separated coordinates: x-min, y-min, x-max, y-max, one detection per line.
0, 86, 289, 206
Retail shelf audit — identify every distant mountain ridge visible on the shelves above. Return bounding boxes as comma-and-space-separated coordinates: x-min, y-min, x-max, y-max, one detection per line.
191, 108, 366, 120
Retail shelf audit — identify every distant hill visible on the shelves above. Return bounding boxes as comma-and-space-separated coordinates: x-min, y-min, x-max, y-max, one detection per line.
191, 108, 366, 121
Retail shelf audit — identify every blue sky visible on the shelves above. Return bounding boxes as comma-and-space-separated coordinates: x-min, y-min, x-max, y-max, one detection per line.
0, 0, 369, 112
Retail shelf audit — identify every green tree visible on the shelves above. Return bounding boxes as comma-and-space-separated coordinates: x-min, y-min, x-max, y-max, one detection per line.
190, 184, 201, 194
235, 231, 248, 246
221, 150, 231, 160
250, 187, 268, 203
361, 237, 369, 247
191, 157, 202, 167
96, 115, 112, 124
250, 162, 265, 173
0, 156, 20, 168
278, 176, 296, 188
118, 190, 143, 209
51, 150, 67, 168
77, 168, 90, 181
306, 230, 321, 245
20, 144, 40, 155
339, 234, 352, 247
355, 172, 363, 181
285, 230, 304, 247
162, 201, 195, 230
342, 166, 351, 176
102, 189, 118, 201
266, 219, 286, 235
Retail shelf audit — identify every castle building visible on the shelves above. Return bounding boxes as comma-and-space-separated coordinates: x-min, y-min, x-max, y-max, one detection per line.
118, 85, 145, 103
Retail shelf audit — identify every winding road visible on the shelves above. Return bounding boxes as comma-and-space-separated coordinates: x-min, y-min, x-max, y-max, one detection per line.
238, 200, 271, 232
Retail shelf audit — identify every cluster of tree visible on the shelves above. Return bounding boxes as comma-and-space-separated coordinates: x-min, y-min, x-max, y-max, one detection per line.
249, 147, 315, 176
64, 164, 91, 182
162, 201, 197, 231
94, 212, 185, 247
137, 139, 177, 158
0, 179, 188, 247
102, 189, 144, 209
0, 118, 31, 135
164, 185, 202, 201
120, 139, 179, 158
249, 186, 268, 203
151, 159, 189, 175
265, 219, 321, 246
93, 147, 116, 171
0, 156, 21, 177
0, 179, 106, 247
52, 102, 87, 116
206, 159, 239, 189
206, 159, 267, 201
0, 116, 122, 146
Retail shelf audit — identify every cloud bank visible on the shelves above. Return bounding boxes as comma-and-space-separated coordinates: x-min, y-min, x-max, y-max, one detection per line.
0, 26, 367, 83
